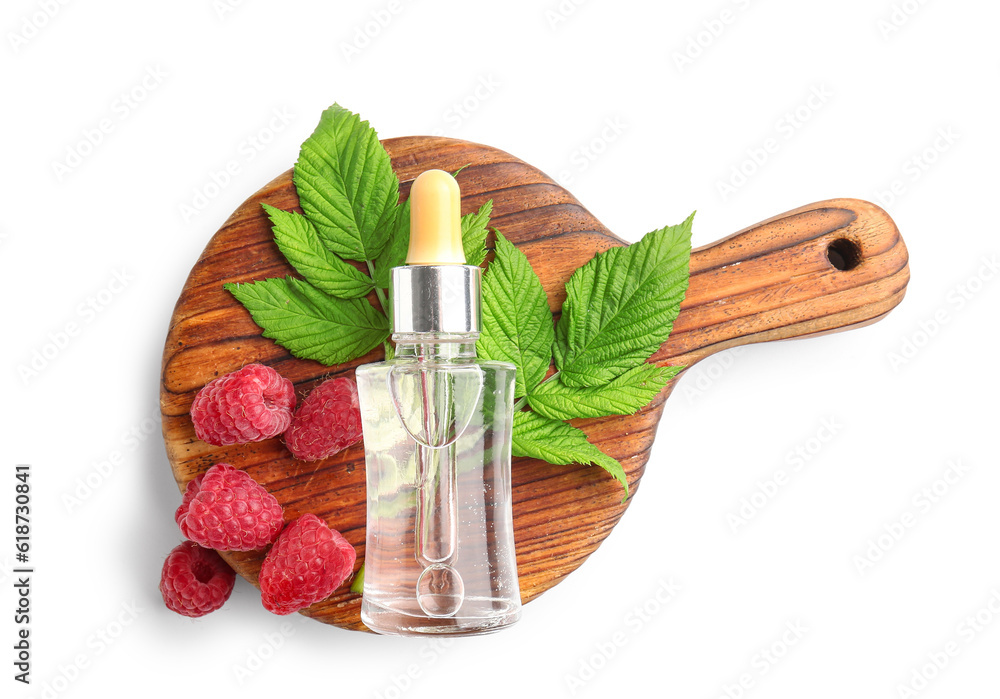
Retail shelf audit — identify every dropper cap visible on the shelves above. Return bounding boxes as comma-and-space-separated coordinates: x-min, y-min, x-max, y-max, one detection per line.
406, 169, 465, 265
390, 169, 481, 335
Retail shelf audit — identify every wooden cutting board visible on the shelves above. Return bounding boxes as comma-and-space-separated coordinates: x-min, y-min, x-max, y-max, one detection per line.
160, 136, 910, 632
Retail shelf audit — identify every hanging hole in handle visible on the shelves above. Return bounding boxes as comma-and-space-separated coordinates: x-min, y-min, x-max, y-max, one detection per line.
827, 238, 863, 271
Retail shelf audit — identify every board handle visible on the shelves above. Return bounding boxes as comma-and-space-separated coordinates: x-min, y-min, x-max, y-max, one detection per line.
656, 198, 910, 366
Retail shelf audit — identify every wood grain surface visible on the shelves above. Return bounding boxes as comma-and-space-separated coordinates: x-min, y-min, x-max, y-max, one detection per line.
160, 136, 910, 632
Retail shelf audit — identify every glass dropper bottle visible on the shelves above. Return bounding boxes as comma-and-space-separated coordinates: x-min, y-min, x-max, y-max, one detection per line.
356, 169, 521, 636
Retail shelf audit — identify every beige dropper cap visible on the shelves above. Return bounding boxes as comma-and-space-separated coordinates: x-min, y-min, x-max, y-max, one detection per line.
406, 169, 465, 265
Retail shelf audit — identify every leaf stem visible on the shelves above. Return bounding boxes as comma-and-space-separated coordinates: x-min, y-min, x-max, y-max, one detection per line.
513, 371, 561, 413
366, 259, 390, 314
537, 370, 561, 387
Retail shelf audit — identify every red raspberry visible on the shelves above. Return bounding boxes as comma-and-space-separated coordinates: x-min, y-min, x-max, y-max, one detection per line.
174, 473, 204, 540
179, 463, 284, 551
259, 513, 356, 615
159, 541, 236, 617
191, 363, 296, 446
284, 377, 362, 461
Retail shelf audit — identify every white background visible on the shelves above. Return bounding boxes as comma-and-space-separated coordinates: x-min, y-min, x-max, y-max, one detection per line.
2, 0, 998, 697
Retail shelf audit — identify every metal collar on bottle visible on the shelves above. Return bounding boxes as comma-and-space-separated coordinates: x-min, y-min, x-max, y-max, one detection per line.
390, 265, 482, 335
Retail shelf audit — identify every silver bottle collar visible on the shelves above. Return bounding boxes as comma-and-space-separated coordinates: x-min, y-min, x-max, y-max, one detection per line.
390, 265, 481, 335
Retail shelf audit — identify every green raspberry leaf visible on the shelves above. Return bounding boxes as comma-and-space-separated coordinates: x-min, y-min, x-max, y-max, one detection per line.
225, 277, 388, 365
555, 213, 693, 388
373, 199, 410, 290
350, 564, 364, 595
294, 103, 399, 262
478, 232, 554, 398
512, 411, 628, 500
461, 199, 493, 267
262, 204, 375, 300
527, 364, 682, 421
